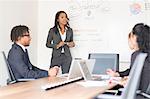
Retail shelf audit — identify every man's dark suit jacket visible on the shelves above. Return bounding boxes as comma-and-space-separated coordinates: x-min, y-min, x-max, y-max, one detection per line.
7, 43, 48, 79
119, 50, 150, 93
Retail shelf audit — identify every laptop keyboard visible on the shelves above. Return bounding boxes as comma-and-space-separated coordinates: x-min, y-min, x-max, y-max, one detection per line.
41, 77, 83, 90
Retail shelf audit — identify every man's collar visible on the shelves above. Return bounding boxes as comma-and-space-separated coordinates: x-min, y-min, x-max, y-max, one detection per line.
16, 42, 26, 52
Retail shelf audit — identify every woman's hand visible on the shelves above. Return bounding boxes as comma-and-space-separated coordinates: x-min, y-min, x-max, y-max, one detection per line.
108, 76, 128, 87
119, 76, 128, 87
66, 41, 75, 48
56, 41, 65, 49
106, 69, 120, 77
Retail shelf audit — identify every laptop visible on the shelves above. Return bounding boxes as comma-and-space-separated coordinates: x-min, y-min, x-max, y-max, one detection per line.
41, 59, 83, 90
79, 59, 108, 81
67, 59, 83, 80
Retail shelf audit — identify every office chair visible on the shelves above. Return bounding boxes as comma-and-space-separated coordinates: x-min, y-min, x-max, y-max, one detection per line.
88, 53, 119, 74
137, 83, 150, 98
0, 51, 12, 86
147, 83, 150, 95
1, 51, 35, 84
95, 53, 147, 99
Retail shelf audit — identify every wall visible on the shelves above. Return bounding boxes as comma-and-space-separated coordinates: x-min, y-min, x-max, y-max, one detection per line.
37, 0, 150, 70
0, 0, 150, 86
37, 0, 69, 69
0, 0, 38, 86
0, 0, 38, 64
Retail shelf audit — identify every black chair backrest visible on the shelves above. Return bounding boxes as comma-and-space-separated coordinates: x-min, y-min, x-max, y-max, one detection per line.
88, 53, 119, 74
146, 83, 150, 94
2, 51, 16, 84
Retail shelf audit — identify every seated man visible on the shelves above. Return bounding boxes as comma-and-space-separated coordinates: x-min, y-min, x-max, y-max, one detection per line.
8, 25, 59, 79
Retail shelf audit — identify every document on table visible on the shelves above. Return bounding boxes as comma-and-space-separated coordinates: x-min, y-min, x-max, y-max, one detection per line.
76, 81, 109, 87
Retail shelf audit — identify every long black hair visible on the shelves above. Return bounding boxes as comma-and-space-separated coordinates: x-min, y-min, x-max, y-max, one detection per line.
132, 23, 150, 53
54, 11, 70, 29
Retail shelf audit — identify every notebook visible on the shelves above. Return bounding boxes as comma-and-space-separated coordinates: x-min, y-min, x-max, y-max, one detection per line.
41, 59, 83, 90
67, 59, 83, 80
78, 59, 108, 81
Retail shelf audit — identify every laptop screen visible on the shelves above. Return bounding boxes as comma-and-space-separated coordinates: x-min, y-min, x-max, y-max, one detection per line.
79, 59, 95, 81
67, 60, 83, 80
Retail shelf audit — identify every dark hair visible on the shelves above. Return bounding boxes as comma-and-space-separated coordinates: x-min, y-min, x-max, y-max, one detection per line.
54, 11, 69, 29
11, 25, 29, 42
132, 23, 150, 53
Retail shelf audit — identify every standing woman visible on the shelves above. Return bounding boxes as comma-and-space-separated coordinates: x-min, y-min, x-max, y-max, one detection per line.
46, 11, 75, 74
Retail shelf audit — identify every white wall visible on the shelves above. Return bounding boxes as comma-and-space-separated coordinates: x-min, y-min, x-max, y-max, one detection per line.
0, 0, 38, 64
0, 0, 150, 85
37, 0, 150, 70
0, 0, 38, 86
37, 0, 69, 70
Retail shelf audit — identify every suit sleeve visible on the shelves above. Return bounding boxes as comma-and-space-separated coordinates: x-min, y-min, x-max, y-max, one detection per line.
46, 28, 57, 49
70, 28, 74, 42
8, 50, 48, 79
119, 69, 130, 77
119, 52, 137, 77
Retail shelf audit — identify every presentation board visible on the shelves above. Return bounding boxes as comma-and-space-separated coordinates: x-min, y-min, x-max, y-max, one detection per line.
37, 0, 150, 67
67, 0, 150, 61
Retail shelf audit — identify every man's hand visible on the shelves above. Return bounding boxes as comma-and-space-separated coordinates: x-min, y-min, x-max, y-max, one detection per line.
48, 66, 59, 77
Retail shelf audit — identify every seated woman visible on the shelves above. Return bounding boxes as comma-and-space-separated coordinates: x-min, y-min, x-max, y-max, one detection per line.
107, 23, 150, 93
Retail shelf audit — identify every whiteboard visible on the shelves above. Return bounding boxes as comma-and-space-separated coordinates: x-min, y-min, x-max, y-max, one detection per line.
67, 0, 150, 61
37, 0, 150, 68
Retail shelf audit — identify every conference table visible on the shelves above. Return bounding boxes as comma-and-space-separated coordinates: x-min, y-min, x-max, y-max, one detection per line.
0, 77, 115, 99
